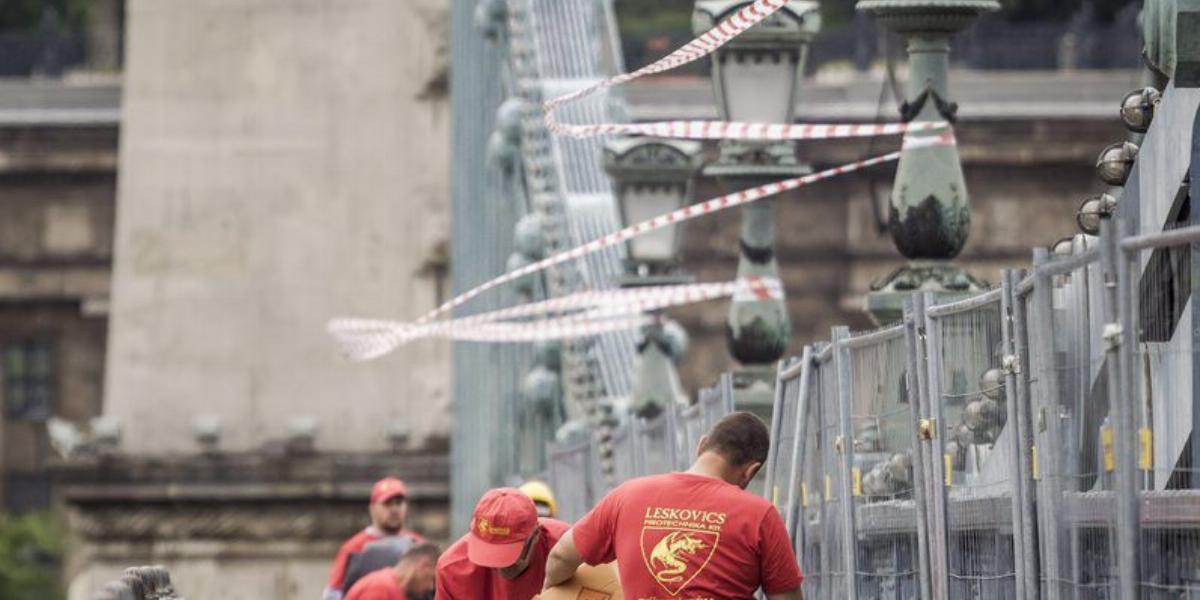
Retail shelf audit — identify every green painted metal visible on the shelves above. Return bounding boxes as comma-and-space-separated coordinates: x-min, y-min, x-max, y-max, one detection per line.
856, 0, 997, 325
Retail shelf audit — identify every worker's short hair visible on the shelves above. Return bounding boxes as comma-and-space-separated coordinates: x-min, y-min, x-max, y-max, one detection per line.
699, 411, 770, 467
399, 542, 442, 565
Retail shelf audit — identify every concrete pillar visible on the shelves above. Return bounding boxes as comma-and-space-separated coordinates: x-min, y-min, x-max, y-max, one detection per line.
104, 0, 451, 455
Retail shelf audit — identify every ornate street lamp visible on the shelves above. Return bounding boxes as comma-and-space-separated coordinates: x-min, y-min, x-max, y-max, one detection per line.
603, 138, 705, 281
857, 0, 999, 325
693, 0, 819, 419
602, 137, 703, 420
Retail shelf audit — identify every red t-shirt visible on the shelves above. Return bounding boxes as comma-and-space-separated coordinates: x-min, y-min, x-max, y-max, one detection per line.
435, 518, 570, 600
345, 568, 406, 600
326, 528, 425, 599
571, 472, 802, 599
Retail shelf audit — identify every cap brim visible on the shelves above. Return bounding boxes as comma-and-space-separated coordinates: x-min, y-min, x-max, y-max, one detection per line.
374, 489, 407, 504
466, 533, 526, 568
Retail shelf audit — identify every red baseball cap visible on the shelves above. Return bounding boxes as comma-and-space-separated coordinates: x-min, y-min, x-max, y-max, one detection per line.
467, 488, 539, 568
370, 477, 408, 505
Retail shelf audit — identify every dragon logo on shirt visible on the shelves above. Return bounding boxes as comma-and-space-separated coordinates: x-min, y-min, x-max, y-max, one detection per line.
649, 532, 708, 582
640, 527, 719, 595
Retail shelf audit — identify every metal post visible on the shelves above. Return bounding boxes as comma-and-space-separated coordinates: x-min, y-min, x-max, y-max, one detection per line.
1031, 248, 1063, 600
664, 398, 681, 471
765, 358, 793, 509
920, 292, 951, 600
631, 418, 646, 477
1000, 270, 1032, 600
1008, 269, 1042, 600
1109, 217, 1141, 600
832, 326, 860, 599
903, 296, 934, 600
784, 347, 815, 537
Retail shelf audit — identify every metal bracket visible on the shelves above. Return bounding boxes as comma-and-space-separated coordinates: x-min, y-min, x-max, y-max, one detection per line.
918, 418, 937, 441
1103, 323, 1124, 350
1002, 353, 1021, 375
834, 435, 845, 454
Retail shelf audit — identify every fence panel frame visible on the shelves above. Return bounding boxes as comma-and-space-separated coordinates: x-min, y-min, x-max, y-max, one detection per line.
781, 347, 815, 539
766, 356, 795, 510
832, 326, 861, 600
923, 287, 1023, 600
840, 321, 926, 598
905, 295, 935, 600
1006, 269, 1042, 599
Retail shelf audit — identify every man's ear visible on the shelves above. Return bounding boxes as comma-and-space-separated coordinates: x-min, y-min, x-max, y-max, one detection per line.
741, 461, 763, 487
696, 435, 709, 459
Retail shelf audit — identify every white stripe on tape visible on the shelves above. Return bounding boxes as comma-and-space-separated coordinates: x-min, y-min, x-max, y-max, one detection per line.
329, 276, 785, 359
409, 145, 939, 327
547, 118, 950, 141
540, 0, 943, 142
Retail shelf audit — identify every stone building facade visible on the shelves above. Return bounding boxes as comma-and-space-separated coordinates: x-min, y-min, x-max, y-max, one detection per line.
0, 103, 116, 513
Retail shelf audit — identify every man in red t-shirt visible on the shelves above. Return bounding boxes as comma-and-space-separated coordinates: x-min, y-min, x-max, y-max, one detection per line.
344, 542, 440, 600
325, 477, 426, 600
543, 411, 804, 600
436, 487, 569, 600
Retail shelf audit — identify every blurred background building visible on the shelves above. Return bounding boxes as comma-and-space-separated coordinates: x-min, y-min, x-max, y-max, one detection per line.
0, 0, 1154, 598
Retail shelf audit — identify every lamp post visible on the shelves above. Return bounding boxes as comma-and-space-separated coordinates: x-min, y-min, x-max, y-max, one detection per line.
856, 0, 999, 325
603, 137, 703, 421
693, 0, 819, 419
603, 137, 705, 283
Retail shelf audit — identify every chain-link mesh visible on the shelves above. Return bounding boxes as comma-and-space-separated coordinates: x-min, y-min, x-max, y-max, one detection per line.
794, 346, 829, 600
768, 357, 806, 514
609, 422, 637, 483
681, 401, 706, 461
546, 437, 594, 522
1020, 240, 1122, 600
927, 292, 1018, 598
815, 342, 850, 600
1122, 223, 1200, 598
633, 411, 676, 476
841, 325, 922, 597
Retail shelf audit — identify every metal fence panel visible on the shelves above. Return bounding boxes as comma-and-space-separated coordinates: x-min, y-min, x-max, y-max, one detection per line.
767, 356, 805, 513
1119, 221, 1200, 599
823, 330, 854, 600
546, 438, 594, 523
841, 324, 924, 598
681, 401, 705, 463
610, 422, 637, 485
1021, 241, 1129, 600
925, 291, 1019, 600
792, 344, 831, 600
634, 411, 676, 476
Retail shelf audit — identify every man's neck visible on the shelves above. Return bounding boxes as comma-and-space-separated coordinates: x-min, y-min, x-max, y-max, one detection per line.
686, 453, 736, 485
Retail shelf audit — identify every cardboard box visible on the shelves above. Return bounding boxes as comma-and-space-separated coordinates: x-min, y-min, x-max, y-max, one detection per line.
535, 562, 623, 600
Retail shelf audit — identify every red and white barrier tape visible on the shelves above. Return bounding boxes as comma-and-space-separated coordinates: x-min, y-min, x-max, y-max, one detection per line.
542, 0, 785, 124
548, 118, 949, 141
327, 132, 951, 358
326, 0, 963, 356
411, 132, 950, 325
329, 277, 784, 359
541, 0, 946, 141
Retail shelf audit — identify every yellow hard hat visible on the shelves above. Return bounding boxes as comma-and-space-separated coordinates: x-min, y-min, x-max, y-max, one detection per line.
519, 480, 558, 518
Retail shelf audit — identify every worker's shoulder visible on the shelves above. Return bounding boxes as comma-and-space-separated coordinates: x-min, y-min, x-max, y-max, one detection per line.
337, 529, 375, 552
354, 568, 394, 588
435, 535, 473, 571
538, 517, 570, 537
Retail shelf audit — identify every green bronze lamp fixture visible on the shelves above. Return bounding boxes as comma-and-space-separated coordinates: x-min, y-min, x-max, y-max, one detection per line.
857, 0, 999, 325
